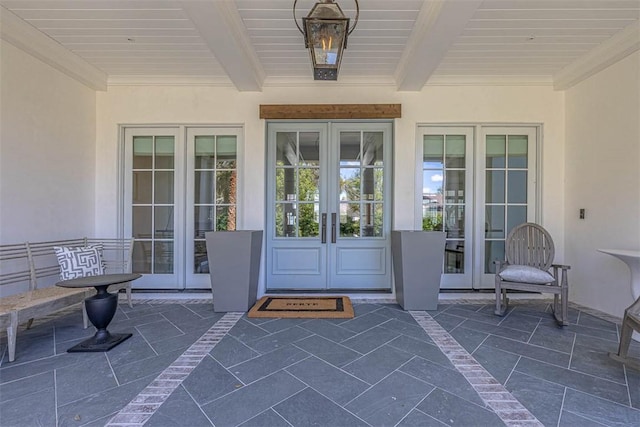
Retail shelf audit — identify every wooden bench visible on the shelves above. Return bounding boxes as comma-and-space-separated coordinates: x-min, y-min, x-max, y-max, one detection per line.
0, 237, 134, 362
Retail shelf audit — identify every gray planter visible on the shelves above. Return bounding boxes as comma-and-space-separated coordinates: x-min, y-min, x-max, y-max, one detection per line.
205, 230, 263, 312
391, 230, 446, 310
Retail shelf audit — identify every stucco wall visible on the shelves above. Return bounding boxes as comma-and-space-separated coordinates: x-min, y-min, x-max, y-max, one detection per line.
0, 40, 96, 243
565, 51, 640, 317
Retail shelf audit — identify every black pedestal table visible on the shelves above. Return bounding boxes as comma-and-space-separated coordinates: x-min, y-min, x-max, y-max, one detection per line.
56, 273, 141, 352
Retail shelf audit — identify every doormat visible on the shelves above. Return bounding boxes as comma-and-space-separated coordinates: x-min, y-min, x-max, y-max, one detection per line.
247, 296, 354, 319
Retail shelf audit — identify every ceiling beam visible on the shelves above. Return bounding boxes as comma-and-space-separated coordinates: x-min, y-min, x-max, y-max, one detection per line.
394, 0, 483, 91
554, 21, 640, 91
0, 6, 107, 91
179, 0, 265, 92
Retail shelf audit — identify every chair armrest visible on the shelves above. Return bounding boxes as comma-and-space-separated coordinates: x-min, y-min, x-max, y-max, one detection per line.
493, 260, 508, 272
626, 295, 640, 316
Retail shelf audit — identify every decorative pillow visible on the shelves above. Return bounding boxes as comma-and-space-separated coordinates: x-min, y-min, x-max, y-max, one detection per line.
54, 245, 104, 280
498, 265, 554, 284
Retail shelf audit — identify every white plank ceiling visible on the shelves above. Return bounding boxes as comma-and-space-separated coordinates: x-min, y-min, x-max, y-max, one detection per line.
0, 0, 638, 90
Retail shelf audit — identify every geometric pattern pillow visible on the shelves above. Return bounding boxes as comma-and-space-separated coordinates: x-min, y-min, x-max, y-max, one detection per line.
54, 245, 104, 280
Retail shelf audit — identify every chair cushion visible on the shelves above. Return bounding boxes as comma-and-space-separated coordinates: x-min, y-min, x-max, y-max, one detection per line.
498, 265, 554, 284
54, 245, 104, 280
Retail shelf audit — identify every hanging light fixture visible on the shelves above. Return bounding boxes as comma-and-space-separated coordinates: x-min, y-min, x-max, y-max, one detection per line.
293, 0, 359, 80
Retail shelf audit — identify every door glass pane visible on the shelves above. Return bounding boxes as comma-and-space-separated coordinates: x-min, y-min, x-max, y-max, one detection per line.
216, 170, 236, 203
507, 206, 527, 235
371, 203, 383, 237
154, 241, 173, 274
507, 171, 527, 204
155, 136, 174, 169
508, 136, 528, 168
195, 136, 215, 168
299, 203, 319, 237
276, 132, 297, 166
485, 206, 505, 238
194, 171, 214, 204
275, 203, 297, 237
486, 135, 506, 167
445, 135, 465, 168
194, 206, 214, 238
424, 135, 444, 168
194, 241, 208, 273
363, 132, 383, 166
445, 205, 464, 238
445, 170, 465, 204
340, 203, 360, 237
132, 171, 152, 204
372, 168, 383, 201
154, 206, 174, 238
445, 241, 464, 273
340, 168, 360, 201
132, 206, 152, 238
154, 171, 174, 204
299, 132, 320, 166
485, 241, 505, 274
216, 206, 235, 231
362, 168, 376, 201
216, 136, 237, 168
132, 241, 151, 274
133, 136, 153, 169
486, 171, 505, 203
298, 169, 319, 202
340, 132, 360, 166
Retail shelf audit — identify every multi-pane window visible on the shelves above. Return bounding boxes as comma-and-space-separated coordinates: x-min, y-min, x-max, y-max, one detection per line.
422, 134, 466, 273
131, 135, 175, 274
193, 135, 238, 273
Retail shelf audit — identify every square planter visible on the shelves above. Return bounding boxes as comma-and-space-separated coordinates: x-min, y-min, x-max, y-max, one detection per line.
391, 230, 446, 311
205, 230, 263, 312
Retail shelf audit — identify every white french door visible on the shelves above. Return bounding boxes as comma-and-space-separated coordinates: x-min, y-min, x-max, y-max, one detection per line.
123, 126, 241, 289
266, 121, 393, 291
417, 125, 539, 289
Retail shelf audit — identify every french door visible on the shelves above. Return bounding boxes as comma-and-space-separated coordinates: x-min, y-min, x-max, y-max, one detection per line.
123, 126, 241, 289
266, 122, 392, 291
417, 125, 539, 289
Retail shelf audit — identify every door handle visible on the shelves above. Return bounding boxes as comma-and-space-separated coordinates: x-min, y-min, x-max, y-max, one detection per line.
331, 213, 337, 243
321, 213, 327, 243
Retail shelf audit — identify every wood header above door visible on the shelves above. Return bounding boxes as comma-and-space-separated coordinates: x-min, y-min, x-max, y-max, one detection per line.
259, 104, 401, 120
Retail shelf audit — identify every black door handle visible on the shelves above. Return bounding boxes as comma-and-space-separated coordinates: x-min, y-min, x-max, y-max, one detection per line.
321, 213, 327, 243
331, 213, 337, 243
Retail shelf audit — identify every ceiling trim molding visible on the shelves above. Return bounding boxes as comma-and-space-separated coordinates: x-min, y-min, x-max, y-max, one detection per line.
426, 75, 554, 87
394, 0, 483, 91
263, 75, 397, 88
107, 76, 234, 87
260, 104, 401, 119
180, 0, 265, 92
554, 21, 640, 91
0, 6, 107, 91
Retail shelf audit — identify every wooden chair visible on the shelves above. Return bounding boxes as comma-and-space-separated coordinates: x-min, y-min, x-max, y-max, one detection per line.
494, 222, 571, 326
609, 295, 640, 371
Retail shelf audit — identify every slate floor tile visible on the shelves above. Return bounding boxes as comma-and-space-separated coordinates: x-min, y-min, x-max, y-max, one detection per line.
113, 347, 187, 385
570, 343, 627, 383
429, 312, 465, 331
399, 356, 485, 406
286, 356, 369, 405
299, 318, 358, 343
504, 370, 565, 426
416, 388, 503, 426
396, 409, 449, 426
541, 319, 619, 342
562, 388, 640, 426
380, 318, 433, 343
256, 317, 310, 333
227, 318, 270, 343
104, 334, 157, 368
201, 370, 305, 426
483, 334, 571, 367
182, 355, 244, 406
627, 369, 640, 409
209, 334, 260, 368
460, 319, 532, 342
577, 312, 619, 332
243, 326, 312, 354
56, 353, 119, 406
374, 306, 418, 325
274, 387, 369, 427
445, 306, 504, 325
0, 370, 53, 403
345, 370, 434, 427
559, 410, 610, 426
230, 344, 308, 384
0, 352, 94, 384
514, 356, 631, 405
340, 313, 391, 333
342, 344, 414, 385
0, 325, 54, 364
340, 326, 398, 354
145, 385, 213, 427
448, 324, 488, 353
387, 335, 454, 369
528, 323, 576, 353
293, 334, 360, 367
472, 344, 520, 384
239, 409, 291, 427
0, 387, 56, 427
135, 318, 184, 343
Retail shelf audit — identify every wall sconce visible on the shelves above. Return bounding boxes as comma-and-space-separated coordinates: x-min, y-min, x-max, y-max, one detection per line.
293, 0, 359, 80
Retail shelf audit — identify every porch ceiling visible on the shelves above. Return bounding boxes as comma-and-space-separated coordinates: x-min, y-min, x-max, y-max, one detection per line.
0, 0, 638, 91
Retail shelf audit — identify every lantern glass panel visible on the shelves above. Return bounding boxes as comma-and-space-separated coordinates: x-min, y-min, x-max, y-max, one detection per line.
307, 21, 346, 66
